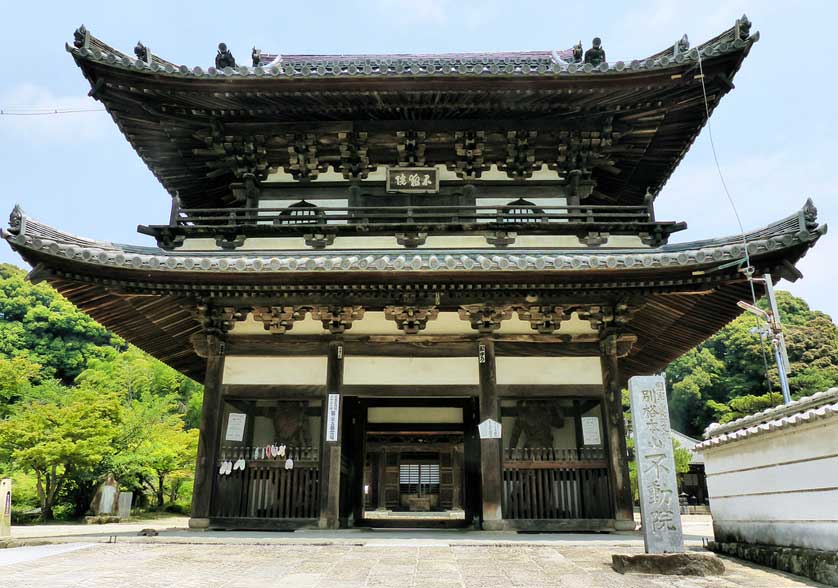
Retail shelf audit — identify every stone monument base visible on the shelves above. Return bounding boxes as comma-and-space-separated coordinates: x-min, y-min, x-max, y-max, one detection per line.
612, 552, 725, 576
84, 515, 121, 524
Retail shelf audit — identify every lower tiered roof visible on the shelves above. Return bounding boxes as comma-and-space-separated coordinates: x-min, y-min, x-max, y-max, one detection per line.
3, 201, 825, 380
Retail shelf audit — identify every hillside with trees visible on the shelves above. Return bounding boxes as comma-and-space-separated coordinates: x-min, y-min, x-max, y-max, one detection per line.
667, 290, 838, 437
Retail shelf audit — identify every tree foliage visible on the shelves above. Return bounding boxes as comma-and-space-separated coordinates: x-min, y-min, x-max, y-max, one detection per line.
0, 264, 124, 383
667, 291, 838, 436
0, 264, 203, 520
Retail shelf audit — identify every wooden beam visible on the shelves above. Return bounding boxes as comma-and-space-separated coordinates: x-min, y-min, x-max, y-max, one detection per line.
224, 335, 601, 358
222, 384, 325, 399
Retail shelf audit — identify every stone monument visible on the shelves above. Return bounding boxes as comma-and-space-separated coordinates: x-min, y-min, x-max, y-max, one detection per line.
630, 375, 684, 553
612, 376, 723, 576
0, 478, 10, 537
90, 474, 119, 516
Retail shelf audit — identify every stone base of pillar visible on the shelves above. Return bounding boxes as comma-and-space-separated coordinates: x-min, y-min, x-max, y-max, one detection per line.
614, 519, 638, 531
482, 519, 505, 531
188, 517, 210, 530
318, 517, 339, 530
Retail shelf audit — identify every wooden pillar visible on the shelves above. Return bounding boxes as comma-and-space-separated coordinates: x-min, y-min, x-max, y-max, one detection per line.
189, 335, 225, 529
601, 335, 635, 530
452, 445, 463, 510
319, 341, 343, 529
478, 338, 503, 529
376, 451, 387, 510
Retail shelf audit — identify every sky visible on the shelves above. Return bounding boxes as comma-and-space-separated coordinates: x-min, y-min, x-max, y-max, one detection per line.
1, 0, 836, 318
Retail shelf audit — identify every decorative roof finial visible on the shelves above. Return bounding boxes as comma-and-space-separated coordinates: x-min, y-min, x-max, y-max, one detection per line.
677, 34, 689, 54
9, 204, 24, 235
736, 14, 752, 40
572, 41, 583, 63
134, 41, 149, 63
215, 42, 236, 69
584, 37, 606, 66
252, 47, 262, 67
73, 25, 88, 49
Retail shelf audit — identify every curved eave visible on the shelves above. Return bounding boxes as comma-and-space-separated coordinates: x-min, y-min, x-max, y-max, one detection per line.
4, 201, 823, 380
4, 202, 821, 285
66, 25, 757, 209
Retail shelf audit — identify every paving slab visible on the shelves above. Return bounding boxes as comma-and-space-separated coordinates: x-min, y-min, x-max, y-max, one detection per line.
0, 542, 827, 588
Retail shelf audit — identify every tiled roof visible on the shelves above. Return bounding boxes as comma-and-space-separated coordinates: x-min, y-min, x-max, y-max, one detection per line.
3, 200, 823, 276
696, 388, 838, 451
68, 23, 756, 80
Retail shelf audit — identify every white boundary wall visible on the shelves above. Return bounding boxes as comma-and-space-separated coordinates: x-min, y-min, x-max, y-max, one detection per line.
697, 389, 838, 551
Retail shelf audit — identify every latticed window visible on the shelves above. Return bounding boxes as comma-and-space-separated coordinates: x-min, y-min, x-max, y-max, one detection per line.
399, 463, 440, 495
499, 198, 546, 223
275, 200, 325, 225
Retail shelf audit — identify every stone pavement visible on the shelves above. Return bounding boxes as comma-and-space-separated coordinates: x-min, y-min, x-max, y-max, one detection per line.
0, 541, 826, 588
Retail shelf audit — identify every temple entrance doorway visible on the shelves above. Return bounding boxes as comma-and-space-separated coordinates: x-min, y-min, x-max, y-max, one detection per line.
339, 397, 481, 529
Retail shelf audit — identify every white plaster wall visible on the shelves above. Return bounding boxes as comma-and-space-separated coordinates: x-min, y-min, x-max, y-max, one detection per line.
702, 419, 838, 551
176, 234, 648, 251
495, 357, 602, 385
222, 356, 327, 385
343, 356, 478, 385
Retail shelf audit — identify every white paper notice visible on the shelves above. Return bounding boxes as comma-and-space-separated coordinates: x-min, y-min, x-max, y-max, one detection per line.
326, 394, 340, 442
478, 418, 502, 439
225, 413, 246, 442
581, 416, 602, 446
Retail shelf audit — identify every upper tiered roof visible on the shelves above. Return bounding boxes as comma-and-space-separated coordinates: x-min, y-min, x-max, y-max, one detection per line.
68, 18, 757, 209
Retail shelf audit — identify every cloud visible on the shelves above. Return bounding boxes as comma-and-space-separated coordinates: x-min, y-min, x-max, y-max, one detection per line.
0, 83, 111, 144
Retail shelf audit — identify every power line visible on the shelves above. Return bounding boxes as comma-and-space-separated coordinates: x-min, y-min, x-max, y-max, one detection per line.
695, 48, 778, 404
0, 107, 106, 116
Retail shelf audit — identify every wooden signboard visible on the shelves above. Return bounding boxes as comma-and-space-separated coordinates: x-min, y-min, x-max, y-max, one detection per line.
386, 167, 439, 193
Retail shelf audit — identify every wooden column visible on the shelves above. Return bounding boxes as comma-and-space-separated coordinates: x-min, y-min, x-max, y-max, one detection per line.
477, 338, 503, 528
452, 445, 463, 510
376, 451, 387, 510
189, 335, 225, 529
601, 334, 635, 530
319, 341, 343, 529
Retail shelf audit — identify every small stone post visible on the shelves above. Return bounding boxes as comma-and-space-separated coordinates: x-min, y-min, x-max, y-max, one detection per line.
0, 478, 10, 537
629, 375, 684, 553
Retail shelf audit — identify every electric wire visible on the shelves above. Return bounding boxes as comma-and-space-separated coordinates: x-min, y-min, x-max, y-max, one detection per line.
0, 107, 105, 116
695, 48, 777, 403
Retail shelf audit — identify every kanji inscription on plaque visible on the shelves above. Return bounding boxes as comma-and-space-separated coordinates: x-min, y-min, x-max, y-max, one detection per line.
629, 375, 684, 554
386, 167, 439, 193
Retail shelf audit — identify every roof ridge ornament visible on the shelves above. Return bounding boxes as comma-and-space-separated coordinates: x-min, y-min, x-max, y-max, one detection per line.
583, 37, 606, 67
736, 14, 752, 41
215, 42, 236, 69
134, 41, 149, 63
8, 204, 24, 236
73, 25, 89, 49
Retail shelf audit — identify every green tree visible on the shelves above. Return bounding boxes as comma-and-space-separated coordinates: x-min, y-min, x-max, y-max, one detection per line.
0, 388, 121, 520
0, 264, 125, 382
666, 291, 838, 436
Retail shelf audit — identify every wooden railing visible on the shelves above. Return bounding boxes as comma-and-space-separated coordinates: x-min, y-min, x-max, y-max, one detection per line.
502, 448, 612, 520
213, 446, 320, 520
140, 202, 684, 249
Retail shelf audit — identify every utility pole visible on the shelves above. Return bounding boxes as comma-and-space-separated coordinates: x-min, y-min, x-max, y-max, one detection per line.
736, 273, 792, 404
